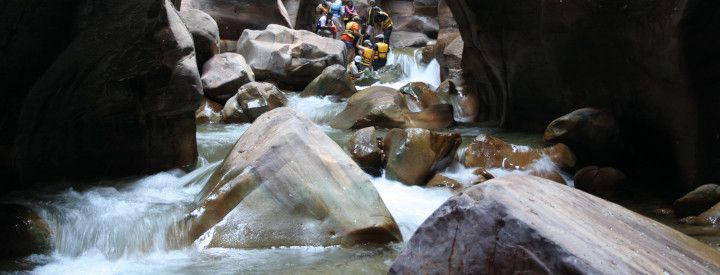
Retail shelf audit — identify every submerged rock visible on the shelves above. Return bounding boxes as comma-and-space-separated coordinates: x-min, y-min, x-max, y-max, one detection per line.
181, 107, 401, 248
180, 0, 291, 40
674, 184, 720, 217
390, 175, 720, 274
195, 97, 224, 123
330, 86, 453, 130
463, 135, 576, 171
383, 128, 461, 186
347, 127, 384, 177
0, 204, 51, 259
300, 64, 357, 98
179, 9, 220, 69
200, 53, 255, 104
236, 24, 346, 89
574, 166, 626, 199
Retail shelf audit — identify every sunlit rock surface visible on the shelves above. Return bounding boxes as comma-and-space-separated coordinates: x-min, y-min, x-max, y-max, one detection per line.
181, 107, 401, 248
391, 175, 720, 274
236, 24, 346, 89
384, 128, 461, 186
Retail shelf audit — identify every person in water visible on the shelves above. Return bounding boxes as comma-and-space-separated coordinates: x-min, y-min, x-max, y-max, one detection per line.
372, 34, 389, 70
347, 55, 365, 81
357, 40, 375, 71
329, 0, 345, 38
341, 16, 362, 64
369, 6, 392, 44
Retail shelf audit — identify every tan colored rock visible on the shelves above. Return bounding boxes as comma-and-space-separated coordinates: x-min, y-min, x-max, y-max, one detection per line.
179, 8, 220, 69
391, 175, 720, 274
384, 128, 461, 186
426, 173, 463, 191
179, 107, 401, 248
681, 202, 720, 226
235, 82, 288, 121
347, 127, 384, 177
200, 53, 255, 104
399, 82, 441, 112
463, 135, 576, 171
221, 95, 249, 123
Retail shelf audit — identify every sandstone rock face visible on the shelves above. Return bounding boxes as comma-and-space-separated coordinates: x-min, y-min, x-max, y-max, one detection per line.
201, 53, 255, 104
181, 108, 401, 248
544, 107, 620, 165
179, 8, 220, 69
444, 1, 720, 193
330, 86, 453, 130
300, 64, 357, 98
6, 0, 201, 184
463, 135, 576, 171
347, 127, 384, 177
196, 97, 224, 123
674, 184, 720, 218
234, 82, 288, 121
0, 204, 51, 259
180, 0, 291, 40
390, 175, 720, 274
383, 128, 461, 185
237, 24, 346, 89
574, 166, 626, 199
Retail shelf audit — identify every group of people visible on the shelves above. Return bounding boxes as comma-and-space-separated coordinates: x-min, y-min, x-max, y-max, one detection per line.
316, 0, 393, 81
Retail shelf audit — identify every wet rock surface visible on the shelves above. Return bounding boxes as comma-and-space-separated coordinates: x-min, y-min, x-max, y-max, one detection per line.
674, 184, 720, 218
236, 24, 346, 90
0, 204, 51, 259
347, 127, 385, 177
300, 64, 357, 98
181, 107, 401, 248
383, 128, 461, 186
390, 175, 720, 274
463, 135, 576, 171
544, 107, 620, 166
196, 97, 224, 123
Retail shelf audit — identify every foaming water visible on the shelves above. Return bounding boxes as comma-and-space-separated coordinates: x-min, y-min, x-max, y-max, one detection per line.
286, 94, 347, 125
385, 49, 441, 90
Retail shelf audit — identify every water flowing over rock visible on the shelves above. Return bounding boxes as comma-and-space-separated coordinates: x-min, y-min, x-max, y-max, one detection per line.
201, 53, 255, 104
384, 128, 461, 186
544, 107, 621, 166
181, 107, 401, 248
399, 82, 441, 112
179, 8, 220, 69
347, 127, 384, 177
436, 79, 479, 123
354, 64, 405, 87
236, 24, 346, 89
180, 0, 291, 40
7, 0, 202, 184
426, 173, 462, 191
300, 64, 357, 98
674, 184, 720, 218
330, 86, 453, 130
0, 204, 51, 259
196, 97, 224, 123
390, 175, 720, 274
574, 166, 626, 199
463, 135, 576, 171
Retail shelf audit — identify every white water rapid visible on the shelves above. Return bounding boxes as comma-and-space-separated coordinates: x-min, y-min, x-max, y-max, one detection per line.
6, 49, 550, 274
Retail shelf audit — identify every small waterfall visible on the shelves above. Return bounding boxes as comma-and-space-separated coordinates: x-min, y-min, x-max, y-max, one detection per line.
382, 48, 442, 90
286, 94, 347, 125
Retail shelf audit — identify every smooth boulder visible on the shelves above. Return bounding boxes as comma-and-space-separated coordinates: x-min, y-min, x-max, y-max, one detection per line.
347, 127, 384, 177
300, 64, 357, 98
544, 107, 621, 165
236, 24, 346, 89
463, 135, 576, 170
0, 204, 51, 259
390, 175, 720, 274
179, 9, 220, 69
399, 82, 441, 112
384, 128, 461, 186
180, 107, 401, 248
180, 0, 291, 40
574, 166, 626, 199
200, 53, 255, 104
330, 86, 454, 130
390, 31, 431, 48
674, 184, 720, 217
234, 82, 288, 121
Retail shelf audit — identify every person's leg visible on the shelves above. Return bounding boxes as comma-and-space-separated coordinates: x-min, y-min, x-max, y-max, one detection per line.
383, 27, 392, 44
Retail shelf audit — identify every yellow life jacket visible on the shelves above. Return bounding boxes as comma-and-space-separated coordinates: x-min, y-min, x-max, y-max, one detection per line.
361, 47, 374, 67
374, 42, 389, 60
377, 11, 393, 30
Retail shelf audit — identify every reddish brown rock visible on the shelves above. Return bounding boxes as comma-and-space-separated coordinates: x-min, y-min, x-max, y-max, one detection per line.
463, 135, 576, 171
384, 128, 462, 186
426, 173, 463, 191
399, 82, 442, 112
300, 64, 357, 98
574, 166, 627, 198
196, 97, 224, 123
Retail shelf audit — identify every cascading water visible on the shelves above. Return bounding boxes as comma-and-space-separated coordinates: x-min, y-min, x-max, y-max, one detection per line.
5, 48, 546, 274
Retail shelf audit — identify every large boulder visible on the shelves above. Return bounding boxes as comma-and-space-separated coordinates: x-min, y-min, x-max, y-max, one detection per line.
544, 107, 621, 165
179, 9, 220, 69
0, 204, 51, 259
180, 107, 401, 248
234, 82, 288, 121
236, 24, 346, 89
390, 175, 720, 274
674, 184, 720, 218
347, 127, 385, 177
6, 0, 202, 184
445, 1, 720, 193
300, 64, 357, 98
180, 0, 291, 40
330, 86, 454, 130
463, 135, 576, 171
200, 53, 255, 104
383, 128, 461, 185
390, 31, 432, 48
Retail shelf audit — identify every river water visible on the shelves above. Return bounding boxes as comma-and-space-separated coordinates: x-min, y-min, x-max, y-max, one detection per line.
4, 49, 715, 274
